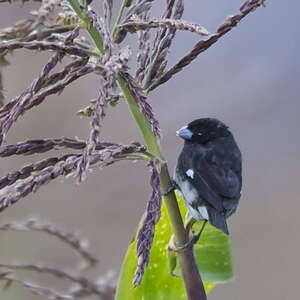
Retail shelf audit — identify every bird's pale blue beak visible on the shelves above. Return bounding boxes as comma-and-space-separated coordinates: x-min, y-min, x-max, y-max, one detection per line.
176, 126, 193, 140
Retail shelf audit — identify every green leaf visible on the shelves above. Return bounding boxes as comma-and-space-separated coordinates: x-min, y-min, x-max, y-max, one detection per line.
193, 222, 234, 282
115, 193, 233, 299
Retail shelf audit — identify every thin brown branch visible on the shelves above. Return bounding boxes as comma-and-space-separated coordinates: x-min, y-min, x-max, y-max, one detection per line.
0, 51, 65, 144
0, 219, 98, 268
121, 18, 209, 36
77, 94, 120, 117
142, 0, 184, 89
25, 25, 78, 42
0, 64, 94, 145
0, 57, 89, 118
0, 0, 41, 2
159, 164, 207, 300
0, 40, 95, 57
0, 137, 114, 157
0, 263, 104, 296
0, 70, 4, 107
0, 272, 73, 300
120, 72, 161, 139
0, 143, 148, 212
0, 19, 37, 41
133, 160, 161, 286
76, 80, 109, 183
0, 155, 74, 190
148, 0, 265, 91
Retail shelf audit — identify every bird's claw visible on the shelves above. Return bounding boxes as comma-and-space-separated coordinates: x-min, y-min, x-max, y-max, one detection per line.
161, 180, 177, 196
168, 235, 198, 253
168, 219, 207, 252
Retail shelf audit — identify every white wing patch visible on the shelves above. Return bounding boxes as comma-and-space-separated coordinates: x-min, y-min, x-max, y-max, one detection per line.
174, 173, 197, 206
198, 206, 209, 220
174, 172, 209, 221
186, 169, 194, 179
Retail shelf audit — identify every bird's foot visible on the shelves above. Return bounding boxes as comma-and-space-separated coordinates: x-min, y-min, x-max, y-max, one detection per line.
168, 235, 198, 252
167, 220, 207, 276
168, 220, 208, 252
161, 180, 177, 196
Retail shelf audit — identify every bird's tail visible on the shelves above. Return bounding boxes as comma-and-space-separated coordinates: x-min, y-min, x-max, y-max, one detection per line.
207, 208, 229, 235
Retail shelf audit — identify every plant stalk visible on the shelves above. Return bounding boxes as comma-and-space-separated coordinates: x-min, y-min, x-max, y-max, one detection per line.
67, 1, 207, 298
111, 0, 127, 42
160, 164, 207, 300
119, 75, 207, 299
67, 0, 105, 54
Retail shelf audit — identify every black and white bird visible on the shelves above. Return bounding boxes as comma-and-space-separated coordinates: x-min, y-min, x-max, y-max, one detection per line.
174, 118, 242, 235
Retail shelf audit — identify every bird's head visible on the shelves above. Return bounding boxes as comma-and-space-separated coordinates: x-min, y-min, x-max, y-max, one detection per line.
176, 118, 231, 144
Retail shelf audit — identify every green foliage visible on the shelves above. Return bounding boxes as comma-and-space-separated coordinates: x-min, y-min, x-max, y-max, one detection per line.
193, 222, 234, 283
116, 193, 233, 299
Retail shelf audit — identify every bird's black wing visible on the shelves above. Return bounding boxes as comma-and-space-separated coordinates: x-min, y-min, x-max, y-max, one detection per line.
179, 137, 242, 213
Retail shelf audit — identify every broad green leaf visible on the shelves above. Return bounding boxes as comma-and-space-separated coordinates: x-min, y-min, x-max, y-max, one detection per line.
115, 193, 233, 299
193, 222, 234, 282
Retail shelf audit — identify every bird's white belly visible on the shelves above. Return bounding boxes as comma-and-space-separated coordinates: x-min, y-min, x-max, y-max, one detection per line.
175, 174, 209, 221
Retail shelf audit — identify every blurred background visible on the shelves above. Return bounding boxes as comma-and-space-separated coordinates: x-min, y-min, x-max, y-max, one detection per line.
0, 0, 299, 299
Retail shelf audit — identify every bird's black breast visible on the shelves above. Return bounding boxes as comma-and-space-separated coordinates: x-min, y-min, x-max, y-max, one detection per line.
175, 135, 242, 217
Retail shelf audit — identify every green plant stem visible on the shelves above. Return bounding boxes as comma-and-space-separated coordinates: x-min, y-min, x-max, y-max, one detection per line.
118, 73, 206, 299
119, 82, 207, 299
67, 1, 207, 298
160, 164, 207, 300
26, 24, 77, 42
117, 74, 162, 156
112, 0, 127, 42
67, 0, 105, 54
